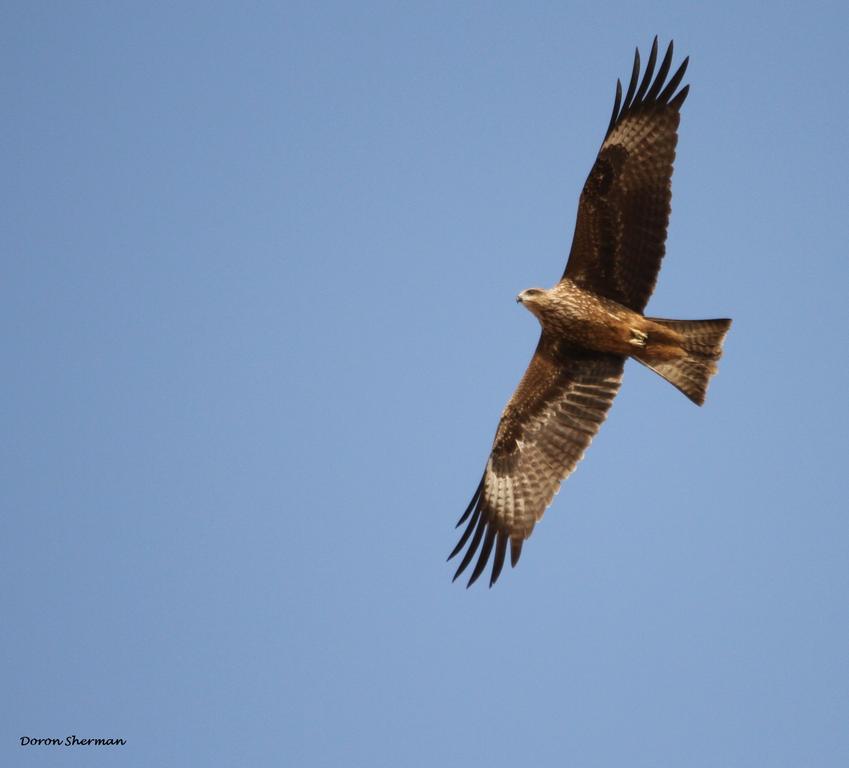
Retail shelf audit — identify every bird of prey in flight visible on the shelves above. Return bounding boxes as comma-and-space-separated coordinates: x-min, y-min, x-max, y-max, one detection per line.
449, 38, 731, 588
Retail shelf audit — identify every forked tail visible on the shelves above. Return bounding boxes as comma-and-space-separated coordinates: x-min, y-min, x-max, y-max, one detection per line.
637, 318, 732, 405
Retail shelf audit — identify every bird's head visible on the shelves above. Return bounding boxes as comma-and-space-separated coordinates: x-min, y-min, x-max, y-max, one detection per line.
516, 287, 548, 318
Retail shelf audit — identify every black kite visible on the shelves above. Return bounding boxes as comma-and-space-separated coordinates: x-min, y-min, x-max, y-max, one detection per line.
450, 38, 731, 588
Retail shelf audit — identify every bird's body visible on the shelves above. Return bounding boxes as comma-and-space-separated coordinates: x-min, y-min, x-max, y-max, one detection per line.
449, 38, 732, 588
521, 280, 714, 366
520, 280, 660, 356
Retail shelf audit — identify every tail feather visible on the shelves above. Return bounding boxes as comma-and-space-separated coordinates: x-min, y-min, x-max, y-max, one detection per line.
639, 318, 731, 405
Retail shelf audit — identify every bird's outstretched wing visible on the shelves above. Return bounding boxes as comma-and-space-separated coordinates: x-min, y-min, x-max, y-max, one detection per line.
563, 38, 689, 312
449, 334, 624, 587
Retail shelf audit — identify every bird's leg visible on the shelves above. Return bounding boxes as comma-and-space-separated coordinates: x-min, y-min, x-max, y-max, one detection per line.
628, 328, 648, 347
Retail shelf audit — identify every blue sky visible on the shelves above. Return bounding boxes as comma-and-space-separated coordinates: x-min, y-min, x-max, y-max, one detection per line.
3, 2, 848, 766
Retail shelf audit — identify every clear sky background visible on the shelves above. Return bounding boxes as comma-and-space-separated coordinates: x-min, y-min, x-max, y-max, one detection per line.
3, 2, 848, 766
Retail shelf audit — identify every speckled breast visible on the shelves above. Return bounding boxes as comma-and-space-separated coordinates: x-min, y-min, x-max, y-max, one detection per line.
539, 279, 641, 354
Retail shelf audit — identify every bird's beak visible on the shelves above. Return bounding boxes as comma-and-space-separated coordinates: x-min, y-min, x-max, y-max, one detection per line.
516, 294, 523, 303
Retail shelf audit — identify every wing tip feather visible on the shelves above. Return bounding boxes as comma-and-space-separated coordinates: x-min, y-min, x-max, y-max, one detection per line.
450, 480, 527, 588
467, 525, 496, 587
510, 538, 523, 568
669, 82, 690, 110
606, 78, 623, 138
620, 47, 640, 114
489, 532, 508, 587
605, 37, 690, 139
448, 503, 481, 561
455, 476, 484, 527
451, 511, 487, 582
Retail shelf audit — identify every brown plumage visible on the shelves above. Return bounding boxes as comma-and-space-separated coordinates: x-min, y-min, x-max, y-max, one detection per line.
450, 38, 731, 588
